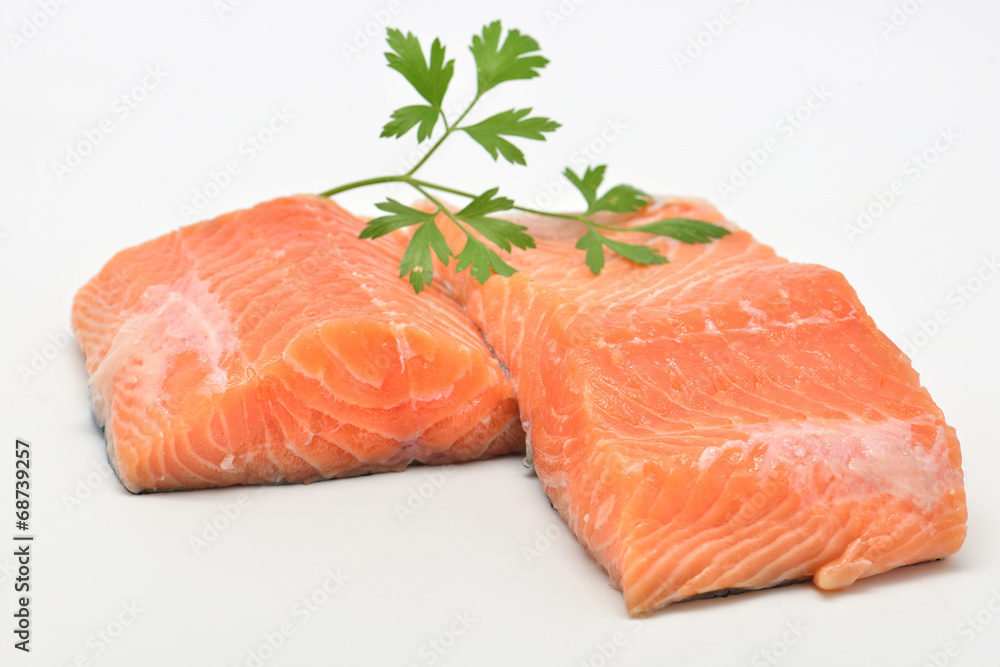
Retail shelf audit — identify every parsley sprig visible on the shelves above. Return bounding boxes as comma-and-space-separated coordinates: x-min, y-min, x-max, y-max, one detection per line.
320, 21, 729, 292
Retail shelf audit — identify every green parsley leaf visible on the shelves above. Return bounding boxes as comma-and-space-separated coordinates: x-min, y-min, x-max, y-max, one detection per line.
565, 165, 650, 214
380, 105, 440, 142
575, 227, 607, 275
630, 218, 731, 244
385, 29, 454, 109
398, 217, 452, 293
462, 108, 560, 165
455, 188, 534, 252
362, 199, 454, 291
563, 165, 605, 210
469, 21, 549, 96
359, 199, 436, 239
323, 24, 734, 292
602, 236, 668, 265
575, 224, 667, 275
455, 236, 518, 283
592, 184, 649, 214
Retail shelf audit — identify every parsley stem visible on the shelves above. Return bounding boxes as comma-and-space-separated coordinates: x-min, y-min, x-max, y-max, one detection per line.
319, 176, 408, 198
320, 175, 627, 233
411, 184, 476, 244
404, 93, 482, 177
407, 178, 478, 200
410, 179, 617, 229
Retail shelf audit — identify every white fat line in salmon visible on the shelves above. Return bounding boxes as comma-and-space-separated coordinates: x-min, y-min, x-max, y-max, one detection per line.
50, 66, 168, 182
7, 0, 72, 53
844, 125, 959, 244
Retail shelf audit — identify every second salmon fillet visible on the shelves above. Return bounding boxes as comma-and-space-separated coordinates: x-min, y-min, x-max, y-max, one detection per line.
441, 197, 967, 614
72, 196, 524, 493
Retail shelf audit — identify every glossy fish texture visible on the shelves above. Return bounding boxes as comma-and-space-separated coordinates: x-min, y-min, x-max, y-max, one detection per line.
439, 197, 967, 614
72, 196, 523, 493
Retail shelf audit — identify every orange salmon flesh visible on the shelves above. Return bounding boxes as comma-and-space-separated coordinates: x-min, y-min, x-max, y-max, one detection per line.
72, 194, 966, 615
437, 197, 967, 614
72, 196, 523, 493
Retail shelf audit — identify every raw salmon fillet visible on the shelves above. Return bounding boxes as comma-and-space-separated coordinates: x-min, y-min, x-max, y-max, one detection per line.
440, 198, 967, 614
72, 195, 523, 493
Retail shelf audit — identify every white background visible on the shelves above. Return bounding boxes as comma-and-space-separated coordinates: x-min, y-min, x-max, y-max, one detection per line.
2, 0, 999, 665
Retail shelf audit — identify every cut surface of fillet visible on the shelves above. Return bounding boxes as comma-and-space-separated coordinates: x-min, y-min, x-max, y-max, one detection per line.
440, 198, 967, 614
72, 196, 523, 492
